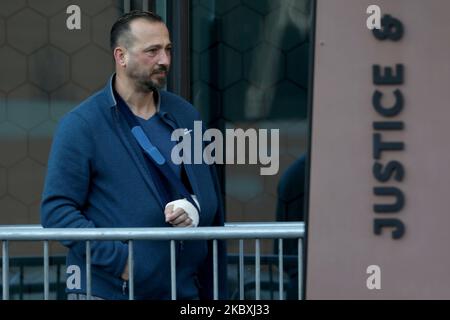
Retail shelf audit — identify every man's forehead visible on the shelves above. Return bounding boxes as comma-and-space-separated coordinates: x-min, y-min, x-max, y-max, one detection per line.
129, 19, 170, 41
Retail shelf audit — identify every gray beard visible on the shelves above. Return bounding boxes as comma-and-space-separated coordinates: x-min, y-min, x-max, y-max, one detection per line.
139, 80, 159, 92
134, 72, 167, 92
133, 77, 165, 93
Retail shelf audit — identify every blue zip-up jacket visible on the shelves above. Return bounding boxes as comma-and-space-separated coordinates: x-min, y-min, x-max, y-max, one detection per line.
41, 75, 227, 300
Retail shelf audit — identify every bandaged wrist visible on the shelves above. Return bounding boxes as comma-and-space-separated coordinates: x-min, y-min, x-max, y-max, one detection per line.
165, 195, 200, 227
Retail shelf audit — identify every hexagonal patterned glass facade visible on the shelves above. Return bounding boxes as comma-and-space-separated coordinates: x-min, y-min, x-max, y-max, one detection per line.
191, 0, 311, 240
1, 0, 312, 299
0, 1, 121, 252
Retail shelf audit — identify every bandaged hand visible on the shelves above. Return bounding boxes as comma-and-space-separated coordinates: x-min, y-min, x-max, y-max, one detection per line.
164, 196, 200, 228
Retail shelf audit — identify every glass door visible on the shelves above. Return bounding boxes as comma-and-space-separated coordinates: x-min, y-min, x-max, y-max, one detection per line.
190, 0, 312, 224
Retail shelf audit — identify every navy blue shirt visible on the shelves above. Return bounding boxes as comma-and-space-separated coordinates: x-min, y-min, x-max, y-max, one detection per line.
137, 114, 181, 180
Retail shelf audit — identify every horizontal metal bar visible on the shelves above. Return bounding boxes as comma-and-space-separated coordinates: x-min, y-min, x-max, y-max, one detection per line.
225, 222, 304, 228
0, 222, 304, 229
0, 225, 304, 241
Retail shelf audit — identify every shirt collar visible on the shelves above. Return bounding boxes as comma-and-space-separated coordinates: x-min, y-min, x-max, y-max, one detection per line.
106, 73, 161, 113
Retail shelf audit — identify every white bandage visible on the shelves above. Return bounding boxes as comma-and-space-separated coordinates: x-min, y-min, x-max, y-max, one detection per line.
165, 195, 200, 227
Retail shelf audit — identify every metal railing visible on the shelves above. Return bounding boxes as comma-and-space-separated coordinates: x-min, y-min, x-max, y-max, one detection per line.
0, 222, 304, 300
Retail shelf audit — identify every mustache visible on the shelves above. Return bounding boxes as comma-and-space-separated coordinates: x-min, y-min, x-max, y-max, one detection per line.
153, 66, 168, 74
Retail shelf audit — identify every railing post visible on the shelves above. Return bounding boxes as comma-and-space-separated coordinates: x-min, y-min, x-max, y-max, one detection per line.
278, 238, 284, 300
44, 241, 49, 300
2, 240, 9, 300
19, 264, 24, 300
239, 239, 244, 300
213, 239, 218, 300
128, 240, 134, 300
298, 238, 303, 300
255, 239, 260, 300
170, 240, 176, 300
86, 241, 91, 300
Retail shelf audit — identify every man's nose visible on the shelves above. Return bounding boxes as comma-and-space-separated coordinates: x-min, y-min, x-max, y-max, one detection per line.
158, 50, 170, 67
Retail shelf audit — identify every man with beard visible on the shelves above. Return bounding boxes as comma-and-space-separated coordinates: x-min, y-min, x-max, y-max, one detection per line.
41, 11, 227, 300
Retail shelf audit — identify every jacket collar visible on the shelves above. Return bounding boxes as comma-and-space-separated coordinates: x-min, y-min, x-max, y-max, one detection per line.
103, 74, 162, 113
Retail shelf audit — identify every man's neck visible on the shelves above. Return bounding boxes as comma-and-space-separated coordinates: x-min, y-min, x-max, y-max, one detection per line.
115, 73, 157, 120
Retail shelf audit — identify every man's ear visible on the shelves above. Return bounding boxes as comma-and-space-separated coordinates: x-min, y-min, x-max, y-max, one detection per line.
113, 47, 127, 67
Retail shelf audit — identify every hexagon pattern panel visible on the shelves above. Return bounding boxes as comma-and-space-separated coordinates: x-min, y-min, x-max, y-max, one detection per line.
0, 0, 312, 259
0, 0, 121, 236
191, 0, 311, 233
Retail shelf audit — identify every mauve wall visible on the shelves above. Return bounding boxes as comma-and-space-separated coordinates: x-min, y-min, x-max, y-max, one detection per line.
307, 0, 450, 299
